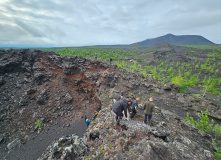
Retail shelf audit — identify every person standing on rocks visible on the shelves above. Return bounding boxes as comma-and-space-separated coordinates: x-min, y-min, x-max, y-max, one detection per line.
84, 115, 90, 127
86, 119, 90, 127
130, 97, 140, 119
143, 97, 155, 126
120, 91, 124, 99
111, 97, 132, 125
110, 57, 112, 64
95, 53, 98, 60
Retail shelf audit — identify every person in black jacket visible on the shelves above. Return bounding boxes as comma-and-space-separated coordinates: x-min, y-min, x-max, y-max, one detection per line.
111, 98, 131, 125
130, 97, 140, 119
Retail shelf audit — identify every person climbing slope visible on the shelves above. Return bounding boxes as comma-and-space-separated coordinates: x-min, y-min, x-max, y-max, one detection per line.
84, 115, 90, 127
86, 119, 90, 127
143, 97, 155, 126
111, 97, 131, 125
130, 97, 140, 119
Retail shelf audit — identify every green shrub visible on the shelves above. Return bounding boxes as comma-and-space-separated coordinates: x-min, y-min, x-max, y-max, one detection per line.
185, 109, 221, 160
185, 74, 199, 88
185, 112, 195, 126
167, 67, 174, 77
195, 62, 200, 70
185, 109, 214, 133
171, 75, 186, 92
214, 124, 221, 138
108, 144, 112, 148
171, 75, 184, 87
202, 75, 221, 96
35, 119, 43, 130
213, 140, 221, 160
214, 152, 221, 160
176, 62, 180, 68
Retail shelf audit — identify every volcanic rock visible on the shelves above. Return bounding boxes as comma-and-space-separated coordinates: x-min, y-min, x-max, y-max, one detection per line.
0, 49, 219, 159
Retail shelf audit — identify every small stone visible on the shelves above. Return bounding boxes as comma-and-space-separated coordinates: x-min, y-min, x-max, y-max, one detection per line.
7, 138, 21, 150
26, 88, 37, 95
0, 134, 4, 143
22, 135, 29, 144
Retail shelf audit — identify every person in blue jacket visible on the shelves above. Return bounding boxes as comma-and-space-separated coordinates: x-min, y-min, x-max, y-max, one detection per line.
84, 115, 90, 127
120, 91, 124, 99
86, 119, 90, 127
110, 57, 112, 64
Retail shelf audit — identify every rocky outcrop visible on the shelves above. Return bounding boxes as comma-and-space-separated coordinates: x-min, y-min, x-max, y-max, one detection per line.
38, 134, 87, 160
39, 106, 214, 159
0, 49, 219, 159
0, 49, 105, 143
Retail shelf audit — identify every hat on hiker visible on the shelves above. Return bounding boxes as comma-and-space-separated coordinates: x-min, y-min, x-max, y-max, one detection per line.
136, 97, 140, 101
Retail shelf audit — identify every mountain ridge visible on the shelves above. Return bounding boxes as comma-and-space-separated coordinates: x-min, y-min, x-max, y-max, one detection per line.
0, 34, 216, 48
130, 33, 214, 47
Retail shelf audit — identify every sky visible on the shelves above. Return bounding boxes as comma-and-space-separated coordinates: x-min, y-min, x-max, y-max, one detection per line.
0, 0, 221, 47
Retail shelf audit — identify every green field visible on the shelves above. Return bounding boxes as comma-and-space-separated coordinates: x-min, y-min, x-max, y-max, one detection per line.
38, 45, 221, 96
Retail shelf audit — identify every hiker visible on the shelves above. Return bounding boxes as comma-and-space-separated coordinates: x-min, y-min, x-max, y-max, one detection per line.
143, 97, 155, 125
120, 91, 124, 99
111, 97, 132, 125
130, 97, 140, 119
95, 54, 98, 60
84, 115, 90, 127
86, 119, 90, 127
110, 57, 112, 64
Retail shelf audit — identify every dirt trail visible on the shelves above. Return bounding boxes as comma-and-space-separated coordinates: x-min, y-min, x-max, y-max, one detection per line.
0, 119, 87, 160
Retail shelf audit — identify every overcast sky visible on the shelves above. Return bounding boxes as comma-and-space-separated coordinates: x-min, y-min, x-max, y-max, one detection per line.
0, 0, 221, 47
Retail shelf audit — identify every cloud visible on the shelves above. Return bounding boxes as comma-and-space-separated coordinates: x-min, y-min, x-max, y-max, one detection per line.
0, 0, 221, 46
14, 20, 45, 37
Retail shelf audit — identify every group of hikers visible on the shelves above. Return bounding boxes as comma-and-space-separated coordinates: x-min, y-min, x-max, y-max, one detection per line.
111, 91, 155, 126
85, 90, 155, 127
94, 53, 112, 64
85, 54, 155, 127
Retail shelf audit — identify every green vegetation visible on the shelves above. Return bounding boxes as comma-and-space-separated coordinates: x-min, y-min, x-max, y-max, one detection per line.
177, 44, 221, 50
35, 119, 43, 130
38, 46, 220, 96
108, 144, 112, 148
40, 47, 153, 62
100, 146, 105, 155
110, 134, 114, 137
185, 109, 214, 132
193, 94, 202, 98
184, 110, 221, 159
201, 75, 221, 96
